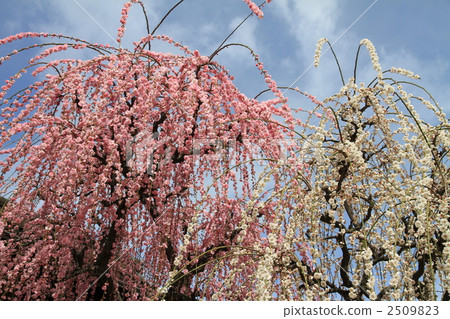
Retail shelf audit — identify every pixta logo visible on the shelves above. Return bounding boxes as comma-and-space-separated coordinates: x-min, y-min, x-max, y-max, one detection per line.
126, 129, 171, 176
126, 131, 301, 175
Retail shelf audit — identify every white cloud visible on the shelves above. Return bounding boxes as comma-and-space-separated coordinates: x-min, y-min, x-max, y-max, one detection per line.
273, 0, 341, 55
270, 0, 351, 100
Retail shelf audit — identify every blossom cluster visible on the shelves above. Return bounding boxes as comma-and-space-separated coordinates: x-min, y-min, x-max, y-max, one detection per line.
242, 0, 273, 19
390, 67, 421, 79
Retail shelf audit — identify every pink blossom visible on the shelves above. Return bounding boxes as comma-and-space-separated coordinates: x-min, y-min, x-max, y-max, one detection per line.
242, 0, 264, 19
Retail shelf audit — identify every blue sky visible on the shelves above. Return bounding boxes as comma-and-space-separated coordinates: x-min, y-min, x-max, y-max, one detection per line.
0, 0, 449, 120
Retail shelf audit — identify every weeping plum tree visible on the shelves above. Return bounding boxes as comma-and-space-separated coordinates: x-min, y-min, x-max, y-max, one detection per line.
0, 0, 300, 300
1, 0, 449, 301
242, 40, 449, 300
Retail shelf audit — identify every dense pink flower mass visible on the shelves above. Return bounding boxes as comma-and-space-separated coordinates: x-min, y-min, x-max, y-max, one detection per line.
0, 1, 307, 300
